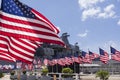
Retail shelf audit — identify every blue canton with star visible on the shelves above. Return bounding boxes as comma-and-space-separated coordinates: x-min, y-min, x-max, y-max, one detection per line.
1, 0, 35, 19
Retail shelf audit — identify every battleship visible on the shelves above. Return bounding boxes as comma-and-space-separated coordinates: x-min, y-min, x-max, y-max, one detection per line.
35, 32, 81, 73
0, 32, 120, 75
35, 32, 120, 75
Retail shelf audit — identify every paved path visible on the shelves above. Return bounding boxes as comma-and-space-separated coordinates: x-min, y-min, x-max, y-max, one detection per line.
1, 74, 120, 80
0, 75, 10, 80
80, 74, 120, 80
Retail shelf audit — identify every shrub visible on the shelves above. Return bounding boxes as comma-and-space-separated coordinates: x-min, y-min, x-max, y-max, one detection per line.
62, 67, 73, 73
0, 72, 4, 78
96, 70, 109, 80
22, 70, 26, 74
62, 67, 73, 78
41, 68, 49, 75
10, 71, 15, 75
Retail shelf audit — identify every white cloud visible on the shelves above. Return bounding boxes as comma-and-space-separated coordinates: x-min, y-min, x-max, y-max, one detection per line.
82, 7, 101, 21
117, 19, 120, 26
98, 4, 116, 18
78, 0, 116, 21
77, 30, 89, 37
78, 0, 104, 9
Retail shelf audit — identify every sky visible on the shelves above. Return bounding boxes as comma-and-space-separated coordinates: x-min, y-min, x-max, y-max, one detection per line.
0, 0, 120, 54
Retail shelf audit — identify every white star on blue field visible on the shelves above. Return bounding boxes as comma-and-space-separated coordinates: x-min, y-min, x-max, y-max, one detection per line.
1, 0, 120, 54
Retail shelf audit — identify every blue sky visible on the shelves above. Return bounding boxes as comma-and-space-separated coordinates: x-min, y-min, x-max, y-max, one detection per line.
1, 0, 120, 54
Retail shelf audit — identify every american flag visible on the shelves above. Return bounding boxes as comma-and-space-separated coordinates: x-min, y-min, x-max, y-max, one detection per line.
48, 60, 55, 66
65, 57, 73, 65
33, 59, 37, 65
110, 46, 120, 62
28, 63, 33, 70
0, 35, 38, 63
89, 51, 99, 60
72, 56, 80, 63
82, 51, 92, 63
43, 59, 49, 66
0, 0, 64, 46
0, 0, 65, 63
99, 48, 109, 64
57, 58, 66, 66
37, 59, 41, 68
16, 61, 22, 69
71, 53, 81, 63
0, 35, 16, 62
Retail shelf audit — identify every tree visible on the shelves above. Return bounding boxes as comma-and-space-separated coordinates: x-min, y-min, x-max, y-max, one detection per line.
96, 70, 109, 80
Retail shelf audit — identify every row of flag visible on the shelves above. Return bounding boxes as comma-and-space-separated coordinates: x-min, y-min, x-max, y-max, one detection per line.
16, 60, 41, 70
0, 64, 15, 70
41, 46, 120, 66
14, 46, 120, 70
0, 0, 65, 63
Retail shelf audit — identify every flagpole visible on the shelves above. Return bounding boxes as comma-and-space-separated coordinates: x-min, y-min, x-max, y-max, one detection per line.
17, 68, 21, 80
73, 52, 76, 73
52, 65, 53, 73
0, 0, 2, 9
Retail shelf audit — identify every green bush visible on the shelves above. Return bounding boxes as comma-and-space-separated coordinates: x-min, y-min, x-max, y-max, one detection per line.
22, 70, 26, 74
62, 67, 73, 73
62, 67, 73, 78
96, 70, 109, 80
10, 71, 15, 75
41, 68, 49, 75
0, 72, 4, 78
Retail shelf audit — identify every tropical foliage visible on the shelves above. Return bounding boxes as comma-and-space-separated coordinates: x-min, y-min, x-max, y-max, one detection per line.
96, 70, 109, 80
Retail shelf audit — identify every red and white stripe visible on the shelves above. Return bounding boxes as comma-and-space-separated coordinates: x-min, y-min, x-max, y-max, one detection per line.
0, 35, 16, 62
89, 53, 99, 60
82, 54, 92, 64
28, 63, 33, 70
111, 51, 120, 62
44, 59, 49, 66
32, 9, 60, 34
100, 52, 109, 64
0, 11, 65, 46
0, 35, 38, 63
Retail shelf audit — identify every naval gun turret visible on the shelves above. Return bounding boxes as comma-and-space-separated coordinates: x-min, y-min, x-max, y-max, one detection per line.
61, 32, 80, 55
35, 32, 81, 58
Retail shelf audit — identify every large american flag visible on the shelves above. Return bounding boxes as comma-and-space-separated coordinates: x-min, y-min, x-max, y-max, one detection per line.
110, 46, 120, 62
0, 35, 38, 63
99, 48, 109, 64
0, 0, 65, 63
0, 0, 64, 46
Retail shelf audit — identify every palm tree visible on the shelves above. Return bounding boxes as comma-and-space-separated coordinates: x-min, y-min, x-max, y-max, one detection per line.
96, 70, 109, 80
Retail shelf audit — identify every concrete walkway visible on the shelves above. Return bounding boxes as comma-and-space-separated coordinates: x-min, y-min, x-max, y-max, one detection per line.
80, 74, 120, 80
0, 75, 10, 80
1, 74, 120, 80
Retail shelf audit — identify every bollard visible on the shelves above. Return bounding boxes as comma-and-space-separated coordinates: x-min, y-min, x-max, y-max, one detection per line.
17, 70, 21, 80
53, 74, 57, 80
